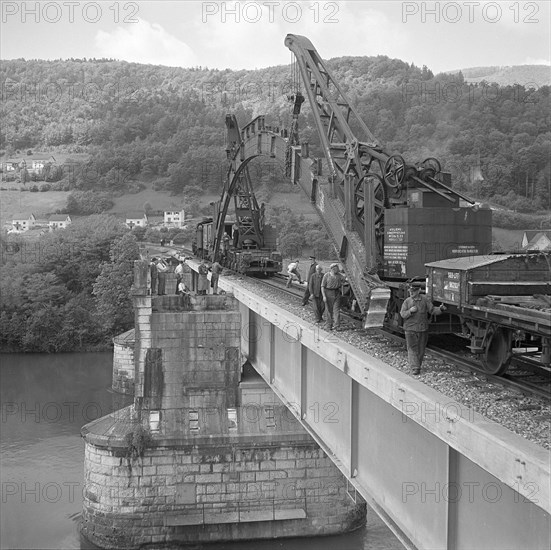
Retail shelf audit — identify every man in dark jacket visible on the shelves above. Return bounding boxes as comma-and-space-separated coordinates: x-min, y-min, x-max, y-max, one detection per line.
400, 282, 446, 375
301, 256, 318, 306
150, 258, 158, 295
308, 265, 325, 323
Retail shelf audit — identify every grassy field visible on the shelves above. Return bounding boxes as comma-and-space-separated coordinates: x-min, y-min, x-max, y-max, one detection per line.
107, 186, 317, 217
0, 189, 69, 227
108, 187, 192, 214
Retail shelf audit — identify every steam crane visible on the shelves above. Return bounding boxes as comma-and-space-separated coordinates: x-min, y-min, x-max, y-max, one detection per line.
209, 114, 281, 275
284, 34, 491, 329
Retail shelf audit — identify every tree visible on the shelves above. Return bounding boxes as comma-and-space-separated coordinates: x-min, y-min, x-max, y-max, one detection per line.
131, 225, 147, 241
93, 233, 140, 336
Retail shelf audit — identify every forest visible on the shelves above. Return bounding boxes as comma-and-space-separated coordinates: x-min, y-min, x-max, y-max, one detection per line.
0, 215, 139, 352
1, 56, 549, 213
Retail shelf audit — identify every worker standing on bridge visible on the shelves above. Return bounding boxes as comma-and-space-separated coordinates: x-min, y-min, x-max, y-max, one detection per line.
222, 232, 230, 258
197, 260, 210, 295
210, 260, 223, 295
150, 258, 158, 295
174, 260, 185, 294
400, 282, 446, 375
321, 263, 346, 331
309, 264, 325, 323
302, 256, 318, 306
156, 258, 168, 296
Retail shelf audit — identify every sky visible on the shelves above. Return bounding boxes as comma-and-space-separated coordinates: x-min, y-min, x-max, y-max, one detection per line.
1, 1, 550, 74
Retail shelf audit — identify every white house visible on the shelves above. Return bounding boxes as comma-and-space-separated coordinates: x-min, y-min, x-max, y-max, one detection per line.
49, 214, 72, 230
522, 230, 551, 251
2, 160, 18, 172
11, 213, 36, 231
3, 155, 56, 175
164, 209, 185, 228
126, 212, 148, 228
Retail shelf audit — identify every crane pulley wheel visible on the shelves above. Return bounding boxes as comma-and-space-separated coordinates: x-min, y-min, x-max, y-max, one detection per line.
355, 173, 387, 225
421, 157, 442, 174
384, 155, 406, 188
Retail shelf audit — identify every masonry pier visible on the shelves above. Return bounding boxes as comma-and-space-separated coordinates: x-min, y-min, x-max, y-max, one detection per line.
81, 260, 365, 549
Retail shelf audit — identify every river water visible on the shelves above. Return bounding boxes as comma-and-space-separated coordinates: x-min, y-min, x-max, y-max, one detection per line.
0, 353, 403, 550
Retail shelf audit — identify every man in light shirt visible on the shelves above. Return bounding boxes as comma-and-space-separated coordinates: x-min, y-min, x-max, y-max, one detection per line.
321, 263, 345, 331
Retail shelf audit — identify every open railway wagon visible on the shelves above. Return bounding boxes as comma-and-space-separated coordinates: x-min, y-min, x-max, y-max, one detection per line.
426, 252, 551, 374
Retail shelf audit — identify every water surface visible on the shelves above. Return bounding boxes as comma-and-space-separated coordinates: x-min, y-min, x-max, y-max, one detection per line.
0, 352, 402, 550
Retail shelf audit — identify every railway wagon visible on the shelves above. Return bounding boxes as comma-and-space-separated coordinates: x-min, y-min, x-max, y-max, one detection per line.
426, 252, 551, 375
193, 217, 282, 276
224, 223, 282, 275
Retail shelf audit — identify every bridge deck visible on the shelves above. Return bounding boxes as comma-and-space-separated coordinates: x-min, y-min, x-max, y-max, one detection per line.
184, 263, 551, 550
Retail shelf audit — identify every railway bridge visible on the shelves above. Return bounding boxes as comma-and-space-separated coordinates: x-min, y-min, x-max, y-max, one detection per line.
196, 265, 550, 550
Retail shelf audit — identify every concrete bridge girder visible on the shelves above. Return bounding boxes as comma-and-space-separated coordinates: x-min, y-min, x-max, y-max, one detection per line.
199, 268, 551, 550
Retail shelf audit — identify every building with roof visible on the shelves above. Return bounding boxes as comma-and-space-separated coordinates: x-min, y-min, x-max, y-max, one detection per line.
11, 213, 36, 231
522, 230, 551, 251
126, 212, 148, 228
3, 155, 56, 176
49, 214, 72, 230
164, 209, 185, 228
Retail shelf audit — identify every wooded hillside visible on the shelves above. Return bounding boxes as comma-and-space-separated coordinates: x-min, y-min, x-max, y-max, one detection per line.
1, 56, 549, 211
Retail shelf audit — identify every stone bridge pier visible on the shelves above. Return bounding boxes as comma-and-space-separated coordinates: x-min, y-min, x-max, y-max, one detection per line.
80, 260, 365, 549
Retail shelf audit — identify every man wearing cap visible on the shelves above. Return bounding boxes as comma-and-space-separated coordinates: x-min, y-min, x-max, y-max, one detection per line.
321, 263, 346, 331
309, 264, 325, 323
400, 282, 446, 375
156, 258, 169, 296
301, 256, 318, 306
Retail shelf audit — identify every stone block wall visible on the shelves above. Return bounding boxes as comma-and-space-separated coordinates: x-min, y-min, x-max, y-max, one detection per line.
112, 330, 135, 394
135, 294, 241, 428
81, 436, 365, 549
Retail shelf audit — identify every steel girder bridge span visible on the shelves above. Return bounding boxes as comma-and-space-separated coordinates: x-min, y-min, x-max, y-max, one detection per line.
201, 271, 551, 550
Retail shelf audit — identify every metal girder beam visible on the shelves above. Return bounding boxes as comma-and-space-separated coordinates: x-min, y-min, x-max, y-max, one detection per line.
214, 276, 550, 550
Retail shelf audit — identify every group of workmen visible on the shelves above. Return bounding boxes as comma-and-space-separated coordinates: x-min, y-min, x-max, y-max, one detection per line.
151, 254, 446, 376
149, 257, 224, 297
287, 257, 346, 332
289, 257, 446, 375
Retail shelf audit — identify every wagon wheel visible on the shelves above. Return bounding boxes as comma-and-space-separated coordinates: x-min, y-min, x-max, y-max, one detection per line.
481, 327, 512, 375
422, 157, 442, 174
384, 155, 406, 188
354, 173, 387, 226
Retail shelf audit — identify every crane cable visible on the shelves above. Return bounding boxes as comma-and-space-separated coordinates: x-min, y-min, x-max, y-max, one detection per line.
285, 52, 296, 178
